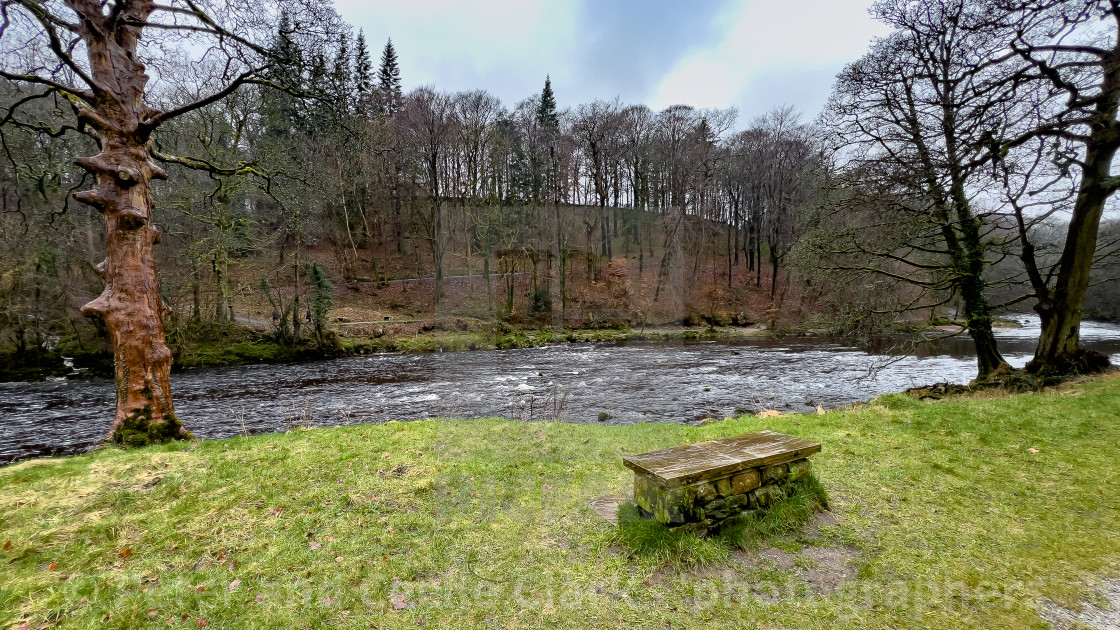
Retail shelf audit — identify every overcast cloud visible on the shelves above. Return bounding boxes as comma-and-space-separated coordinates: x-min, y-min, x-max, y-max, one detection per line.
331, 0, 889, 124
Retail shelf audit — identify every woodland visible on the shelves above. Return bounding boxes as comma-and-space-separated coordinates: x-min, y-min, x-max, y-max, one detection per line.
1, 0, 1119, 442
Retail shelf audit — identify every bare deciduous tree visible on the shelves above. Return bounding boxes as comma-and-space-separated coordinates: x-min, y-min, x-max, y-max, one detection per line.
0, 0, 338, 442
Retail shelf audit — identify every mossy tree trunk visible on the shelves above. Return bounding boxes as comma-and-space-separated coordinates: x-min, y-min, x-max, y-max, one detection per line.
68, 0, 189, 444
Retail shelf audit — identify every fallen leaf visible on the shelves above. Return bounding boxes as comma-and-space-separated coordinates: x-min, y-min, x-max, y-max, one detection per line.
327, 536, 336, 542
147, 609, 159, 616
47, 562, 57, 571
393, 601, 408, 611
1027, 448, 1040, 454
309, 541, 321, 550
322, 596, 334, 606
334, 556, 344, 563
119, 548, 132, 559
268, 507, 283, 516
195, 618, 209, 627
229, 579, 241, 591
2, 541, 11, 551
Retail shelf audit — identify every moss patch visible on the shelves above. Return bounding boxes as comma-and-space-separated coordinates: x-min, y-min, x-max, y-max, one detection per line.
109, 406, 192, 448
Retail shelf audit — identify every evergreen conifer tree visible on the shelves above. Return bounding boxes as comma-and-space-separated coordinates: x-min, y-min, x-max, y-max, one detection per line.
536, 75, 560, 202
261, 11, 305, 136
330, 32, 352, 114
377, 38, 403, 116
353, 29, 374, 113
304, 52, 329, 133
537, 75, 559, 131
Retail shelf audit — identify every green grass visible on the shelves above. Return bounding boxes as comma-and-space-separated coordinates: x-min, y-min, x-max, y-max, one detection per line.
613, 503, 731, 569
2, 375, 1119, 628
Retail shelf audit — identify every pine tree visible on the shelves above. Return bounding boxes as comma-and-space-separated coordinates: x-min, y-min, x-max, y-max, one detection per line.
537, 75, 559, 131
377, 38, 403, 116
536, 75, 560, 203
353, 29, 374, 114
303, 52, 329, 133
261, 11, 305, 137
330, 31, 352, 114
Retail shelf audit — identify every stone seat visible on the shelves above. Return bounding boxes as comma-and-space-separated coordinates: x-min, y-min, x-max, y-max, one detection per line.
622, 430, 821, 527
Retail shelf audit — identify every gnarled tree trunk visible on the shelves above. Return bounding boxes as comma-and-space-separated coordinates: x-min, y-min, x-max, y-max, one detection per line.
71, 0, 189, 445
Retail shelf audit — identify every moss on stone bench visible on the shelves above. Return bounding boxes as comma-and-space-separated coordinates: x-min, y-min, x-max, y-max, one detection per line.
623, 430, 821, 530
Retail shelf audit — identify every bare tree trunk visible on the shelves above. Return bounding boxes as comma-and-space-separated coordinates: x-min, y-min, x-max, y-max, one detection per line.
483, 250, 492, 311
1033, 136, 1118, 372
72, 2, 188, 444
433, 200, 444, 308
727, 222, 733, 288
554, 205, 565, 328
78, 142, 186, 444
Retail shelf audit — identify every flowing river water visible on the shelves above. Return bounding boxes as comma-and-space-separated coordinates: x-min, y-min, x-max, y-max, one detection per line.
2, 315, 1119, 464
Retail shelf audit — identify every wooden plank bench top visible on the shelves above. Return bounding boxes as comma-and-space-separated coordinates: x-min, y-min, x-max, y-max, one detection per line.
623, 430, 821, 487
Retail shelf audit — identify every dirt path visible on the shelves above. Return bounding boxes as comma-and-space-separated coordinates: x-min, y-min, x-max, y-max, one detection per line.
1039, 579, 1120, 630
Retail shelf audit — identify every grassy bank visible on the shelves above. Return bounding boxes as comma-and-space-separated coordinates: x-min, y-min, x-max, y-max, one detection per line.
2, 376, 1118, 628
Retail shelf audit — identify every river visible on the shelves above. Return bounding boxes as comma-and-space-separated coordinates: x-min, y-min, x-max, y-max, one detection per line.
2, 315, 1119, 464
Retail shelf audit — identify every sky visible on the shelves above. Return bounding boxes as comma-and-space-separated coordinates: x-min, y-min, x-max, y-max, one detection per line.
332, 0, 890, 126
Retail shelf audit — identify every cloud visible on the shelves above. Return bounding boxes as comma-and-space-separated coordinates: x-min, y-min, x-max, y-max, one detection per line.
568, 0, 731, 103
650, 0, 890, 119
332, 0, 887, 121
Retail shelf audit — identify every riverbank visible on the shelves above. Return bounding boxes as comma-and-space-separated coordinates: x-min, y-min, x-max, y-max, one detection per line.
0, 321, 773, 381
1, 311, 1094, 383
2, 375, 1117, 628
181, 320, 773, 370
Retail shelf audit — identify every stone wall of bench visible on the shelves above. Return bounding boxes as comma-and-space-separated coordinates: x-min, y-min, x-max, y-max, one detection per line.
634, 458, 812, 529
623, 431, 821, 532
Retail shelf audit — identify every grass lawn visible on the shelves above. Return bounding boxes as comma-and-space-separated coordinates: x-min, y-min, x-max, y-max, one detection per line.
1, 374, 1118, 628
